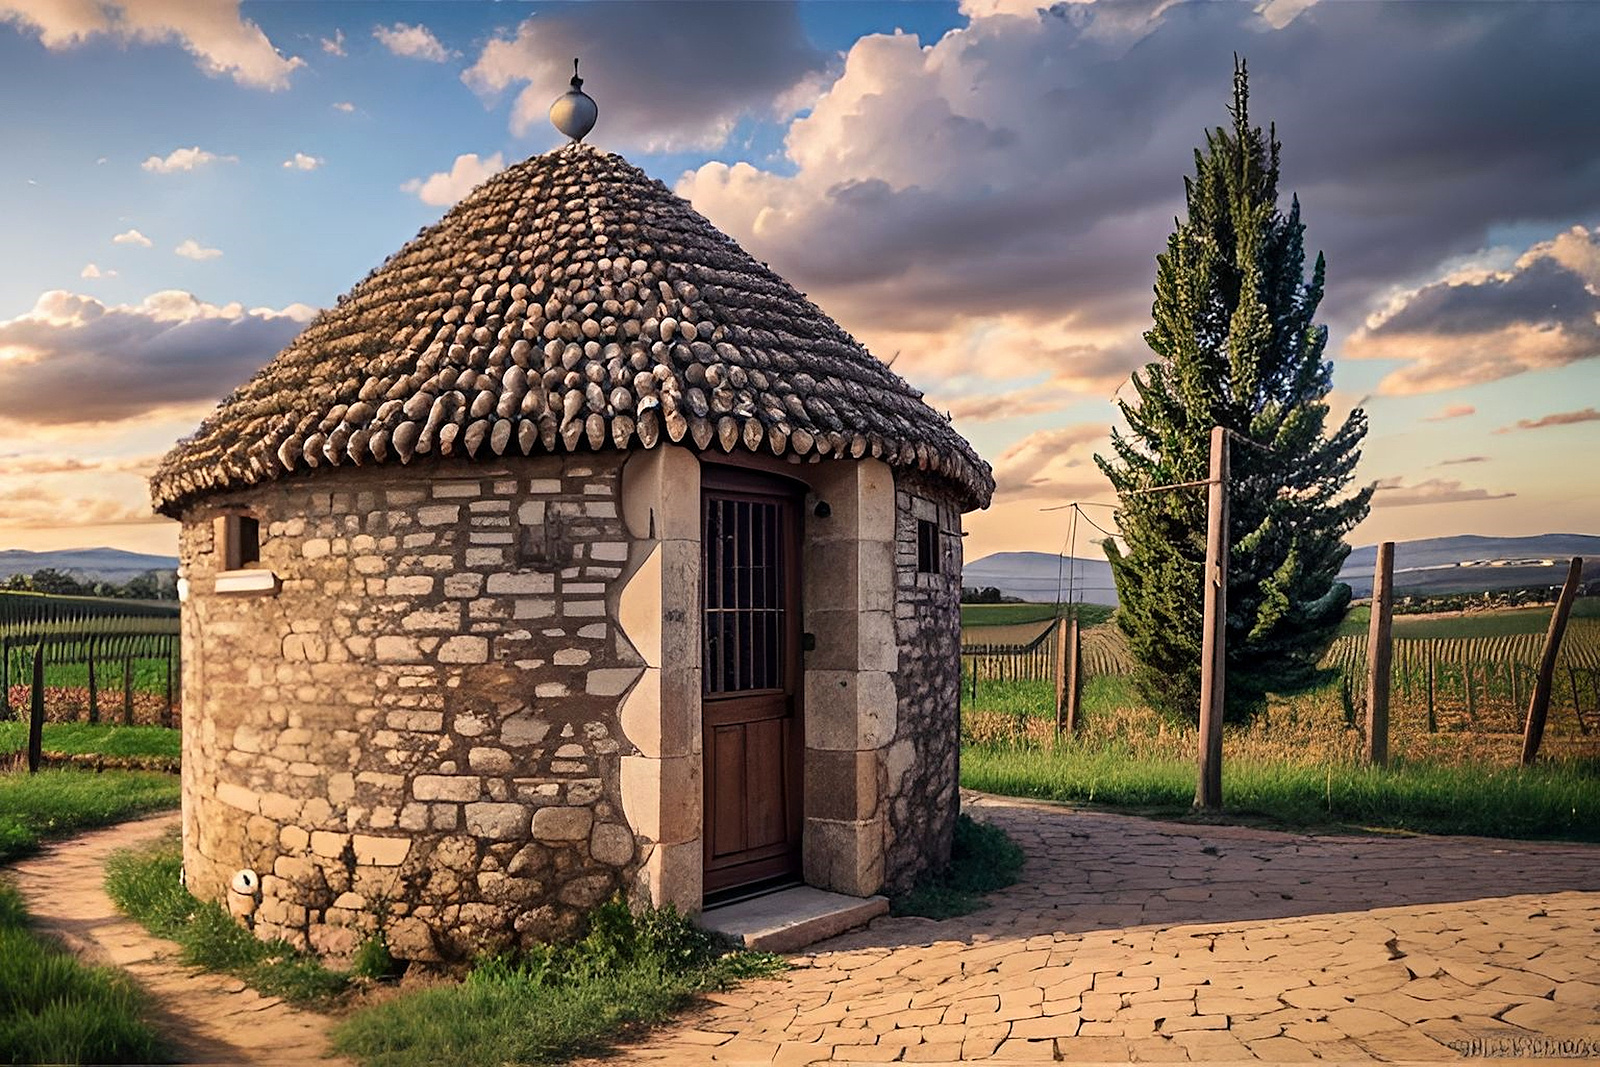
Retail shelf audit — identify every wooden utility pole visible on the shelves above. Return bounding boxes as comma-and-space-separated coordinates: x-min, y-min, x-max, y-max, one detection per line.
1364, 542, 1395, 766
1521, 557, 1584, 766
1195, 426, 1229, 810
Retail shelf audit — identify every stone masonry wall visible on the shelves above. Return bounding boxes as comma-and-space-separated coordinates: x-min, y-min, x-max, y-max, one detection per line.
178, 455, 648, 962
882, 472, 965, 893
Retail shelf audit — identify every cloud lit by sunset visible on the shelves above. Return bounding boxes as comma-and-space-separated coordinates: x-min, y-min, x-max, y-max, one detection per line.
0, 0, 1595, 559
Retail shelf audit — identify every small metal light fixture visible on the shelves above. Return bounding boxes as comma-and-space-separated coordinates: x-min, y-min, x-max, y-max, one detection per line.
549, 57, 598, 143
813, 500, 832, 519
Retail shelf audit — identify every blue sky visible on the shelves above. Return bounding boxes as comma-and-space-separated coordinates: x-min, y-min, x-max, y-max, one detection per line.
0, 0, 1596, 559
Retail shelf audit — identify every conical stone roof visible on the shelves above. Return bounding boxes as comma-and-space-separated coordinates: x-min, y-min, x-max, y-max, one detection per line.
151, 143, 993, 516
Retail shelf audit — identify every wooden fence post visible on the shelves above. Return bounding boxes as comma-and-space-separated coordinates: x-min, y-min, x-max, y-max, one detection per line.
87, 643, 99, 724
1364, 542, 1394, 766
1569, 667, 1588, 735
162, 639, 175, 729
1065, 616, 1082, 736
1425, 643, 1436, 732
1196, 425, 1228, 810
122, 656, 134, 725
2, 637, 9, 719
1052, 620, 1067, 738
1521, 557, 1584, 766
27, 643, 44, 774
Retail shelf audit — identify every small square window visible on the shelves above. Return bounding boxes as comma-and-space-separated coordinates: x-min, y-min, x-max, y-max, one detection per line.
917, 518, 939, 574
216, 513, 260, 571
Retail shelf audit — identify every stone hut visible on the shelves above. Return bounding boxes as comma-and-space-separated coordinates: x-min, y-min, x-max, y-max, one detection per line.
150, 137, 993, 962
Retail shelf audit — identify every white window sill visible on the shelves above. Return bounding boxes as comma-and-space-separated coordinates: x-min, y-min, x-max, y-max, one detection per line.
214, 569, 281, 595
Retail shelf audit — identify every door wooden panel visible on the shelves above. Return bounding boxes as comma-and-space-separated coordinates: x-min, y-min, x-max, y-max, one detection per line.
702, 470, 803, 895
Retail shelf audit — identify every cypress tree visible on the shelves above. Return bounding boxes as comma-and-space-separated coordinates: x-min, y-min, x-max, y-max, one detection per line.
1095, 59, 1372, 721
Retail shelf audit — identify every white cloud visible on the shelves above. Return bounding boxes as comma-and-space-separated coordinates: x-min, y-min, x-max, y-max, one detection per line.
141, 146, 236, 174
1345, 225, 1600, 394
989, 424, 1108, 500
282, 152, 323, 171
1373, 477, 1515, 508
400, 152, 504, 207
0, 0, 303, 89
0, 288, 315, 424
462, 7, 825, 152
1424, 404, 1475, 422
373, 21, 450, 62
174, 239, 222, 261
320, 28, 344, 56
332, 101, 355, 113
1494, 407, 1600, 434
112, 228, 152, 247
79, 263, 116, 279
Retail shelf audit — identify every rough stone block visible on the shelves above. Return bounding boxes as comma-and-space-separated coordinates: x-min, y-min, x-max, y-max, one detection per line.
465, 802, 529, 840
803, 816, 885, 897
531, 806, 593, 842
311, 830, 348, 858
589, 822, 636, 866
438, 635, 489, 663
416, 505, 460, 526
352, 835, 411, 866
375, 636, 425, 663
805, 749, 880, 822
413, 775, 482, 802
586, 666, 642, 696
804, 670, 897, 751
468, 747, 513, 774
487, 572, 555, 595
619, 755, 699, 844
386, 575, 434, 596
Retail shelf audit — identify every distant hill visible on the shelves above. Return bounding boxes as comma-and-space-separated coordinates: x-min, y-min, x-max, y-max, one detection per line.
963, 552, 1119, 606
0, 547, 179, 583
965, 533, 1600, 605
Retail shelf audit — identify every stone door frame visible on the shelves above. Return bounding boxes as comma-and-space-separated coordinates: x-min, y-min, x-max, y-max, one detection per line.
618, 446, 898, 910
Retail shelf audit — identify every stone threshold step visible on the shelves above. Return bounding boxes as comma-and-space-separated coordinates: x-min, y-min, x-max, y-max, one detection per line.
700, 886, 889, 953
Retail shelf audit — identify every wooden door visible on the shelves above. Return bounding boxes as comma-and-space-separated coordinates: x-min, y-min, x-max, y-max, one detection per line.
701, 470, 803, 895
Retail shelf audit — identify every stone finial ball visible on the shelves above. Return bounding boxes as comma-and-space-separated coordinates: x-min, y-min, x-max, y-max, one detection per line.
550, 59, 598, 143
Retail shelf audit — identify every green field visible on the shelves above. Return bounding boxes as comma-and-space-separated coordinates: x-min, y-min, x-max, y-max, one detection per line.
0, 723, 180, 761
1337, 597, 1600, 637
962, 603, 1114, 629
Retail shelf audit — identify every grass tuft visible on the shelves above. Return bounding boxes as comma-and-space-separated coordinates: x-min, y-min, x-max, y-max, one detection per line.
0, 722, 180, 761
890, 813, 1025, 919
333, 896, 784, 1067
104, 833, 348, 1005
0, 768, 179, 864
0, 880, 164, 1065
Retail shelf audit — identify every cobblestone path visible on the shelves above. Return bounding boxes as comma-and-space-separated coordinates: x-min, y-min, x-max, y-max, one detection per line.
5, 812, 348, 1065
623, 793, 1600, 1064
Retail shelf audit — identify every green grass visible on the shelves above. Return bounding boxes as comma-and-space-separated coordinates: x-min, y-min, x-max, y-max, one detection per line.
0, 769, 179, 864
961, 603, 1114, 629
104, 833, 348, 1006
962, 743, 1600, 841
0, 880, 165, 1065
333, 898, 785, 1067
0, 722, 180, 760
890, 813, 1025, 919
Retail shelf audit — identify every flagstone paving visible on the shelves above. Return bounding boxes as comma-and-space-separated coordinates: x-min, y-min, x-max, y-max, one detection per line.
618, 793, 1600, 1064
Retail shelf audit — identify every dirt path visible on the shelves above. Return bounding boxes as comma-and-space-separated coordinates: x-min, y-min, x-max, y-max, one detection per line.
4, 812, 349, 1065
610, 794, 1600, 1064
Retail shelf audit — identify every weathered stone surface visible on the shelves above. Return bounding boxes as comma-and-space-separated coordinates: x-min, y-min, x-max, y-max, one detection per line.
532, 806, 593, 842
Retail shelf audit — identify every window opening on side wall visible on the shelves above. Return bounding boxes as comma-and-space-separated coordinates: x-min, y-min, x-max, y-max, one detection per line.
916, 518, 939, 574
217, 513, 260, 571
